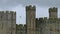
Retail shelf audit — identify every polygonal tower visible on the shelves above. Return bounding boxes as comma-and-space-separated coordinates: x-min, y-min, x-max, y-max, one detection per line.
26, 5, 36, 34
49, 7, 58, 18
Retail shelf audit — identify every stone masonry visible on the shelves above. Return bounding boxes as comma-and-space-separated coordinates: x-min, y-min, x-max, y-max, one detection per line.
0, 11, 16, 34
16, 5, 60, 34
26, 5, 36, 34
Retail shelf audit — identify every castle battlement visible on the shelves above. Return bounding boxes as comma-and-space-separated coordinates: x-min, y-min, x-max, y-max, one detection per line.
0, 11, 16, 20
39, 18, 44, 21
49, 7, 57, 12
36, 18, 39, 21
16, 24, 26, 29
49, 7, 58, 18
36, 17, 60, 22
26, 5, 36, 11
24, 24, 26, 27
36, 17, 48, 21
19, 24, 24, 27
0, 11, 16, 14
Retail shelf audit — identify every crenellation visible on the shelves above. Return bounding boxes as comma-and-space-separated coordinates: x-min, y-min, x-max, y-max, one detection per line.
14, 12, 16, 15
0, 11, 16, 14
36, 18, 39, 21
10, 11, 14, 14
6, 11, 10, 13
49, 7, 58, 18
24, 24, 26, 27
19, 24, 24, 28
0, 11, 16, 34
49, 7, 57, 12
39, 18, 44, 21
49, 8, 52, 12
12, 12, 16, 20
26, 5, 36, 11
44, 17, 47, 20
53, 7, 57, 12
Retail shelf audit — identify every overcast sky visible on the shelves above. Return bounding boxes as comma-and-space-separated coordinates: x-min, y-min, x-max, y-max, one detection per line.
0, 0, 60, 24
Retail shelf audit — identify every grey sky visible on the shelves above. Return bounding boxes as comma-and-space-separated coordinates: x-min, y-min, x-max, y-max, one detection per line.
0, 0, 60, 7
0, 0, 60, 24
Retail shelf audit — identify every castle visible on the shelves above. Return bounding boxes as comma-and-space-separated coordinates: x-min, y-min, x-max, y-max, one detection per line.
0, 11, 16, 34
16, 5, 60, 34
0, 5, 59, 34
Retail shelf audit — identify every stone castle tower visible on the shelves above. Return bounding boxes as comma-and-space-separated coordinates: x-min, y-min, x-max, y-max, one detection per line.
16, 6, 60, 34
49, 7, 58, 18
26, 5, 36, 34
0, 11, 16, 34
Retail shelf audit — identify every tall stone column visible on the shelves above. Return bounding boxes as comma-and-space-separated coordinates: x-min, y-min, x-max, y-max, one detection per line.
26, 5, 36, 34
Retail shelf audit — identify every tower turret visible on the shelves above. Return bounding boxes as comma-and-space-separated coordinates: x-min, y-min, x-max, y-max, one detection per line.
49, 7, 58, 18
26, 5, 36, 34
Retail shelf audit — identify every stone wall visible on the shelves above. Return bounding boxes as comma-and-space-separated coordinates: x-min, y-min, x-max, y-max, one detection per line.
0, 11, 16, 34
16, 24, 27, 34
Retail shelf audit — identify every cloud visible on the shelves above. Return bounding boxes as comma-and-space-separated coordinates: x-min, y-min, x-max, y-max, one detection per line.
0, 0, 60, 8
22, 0, 60, 8
0, 0, 21, 8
